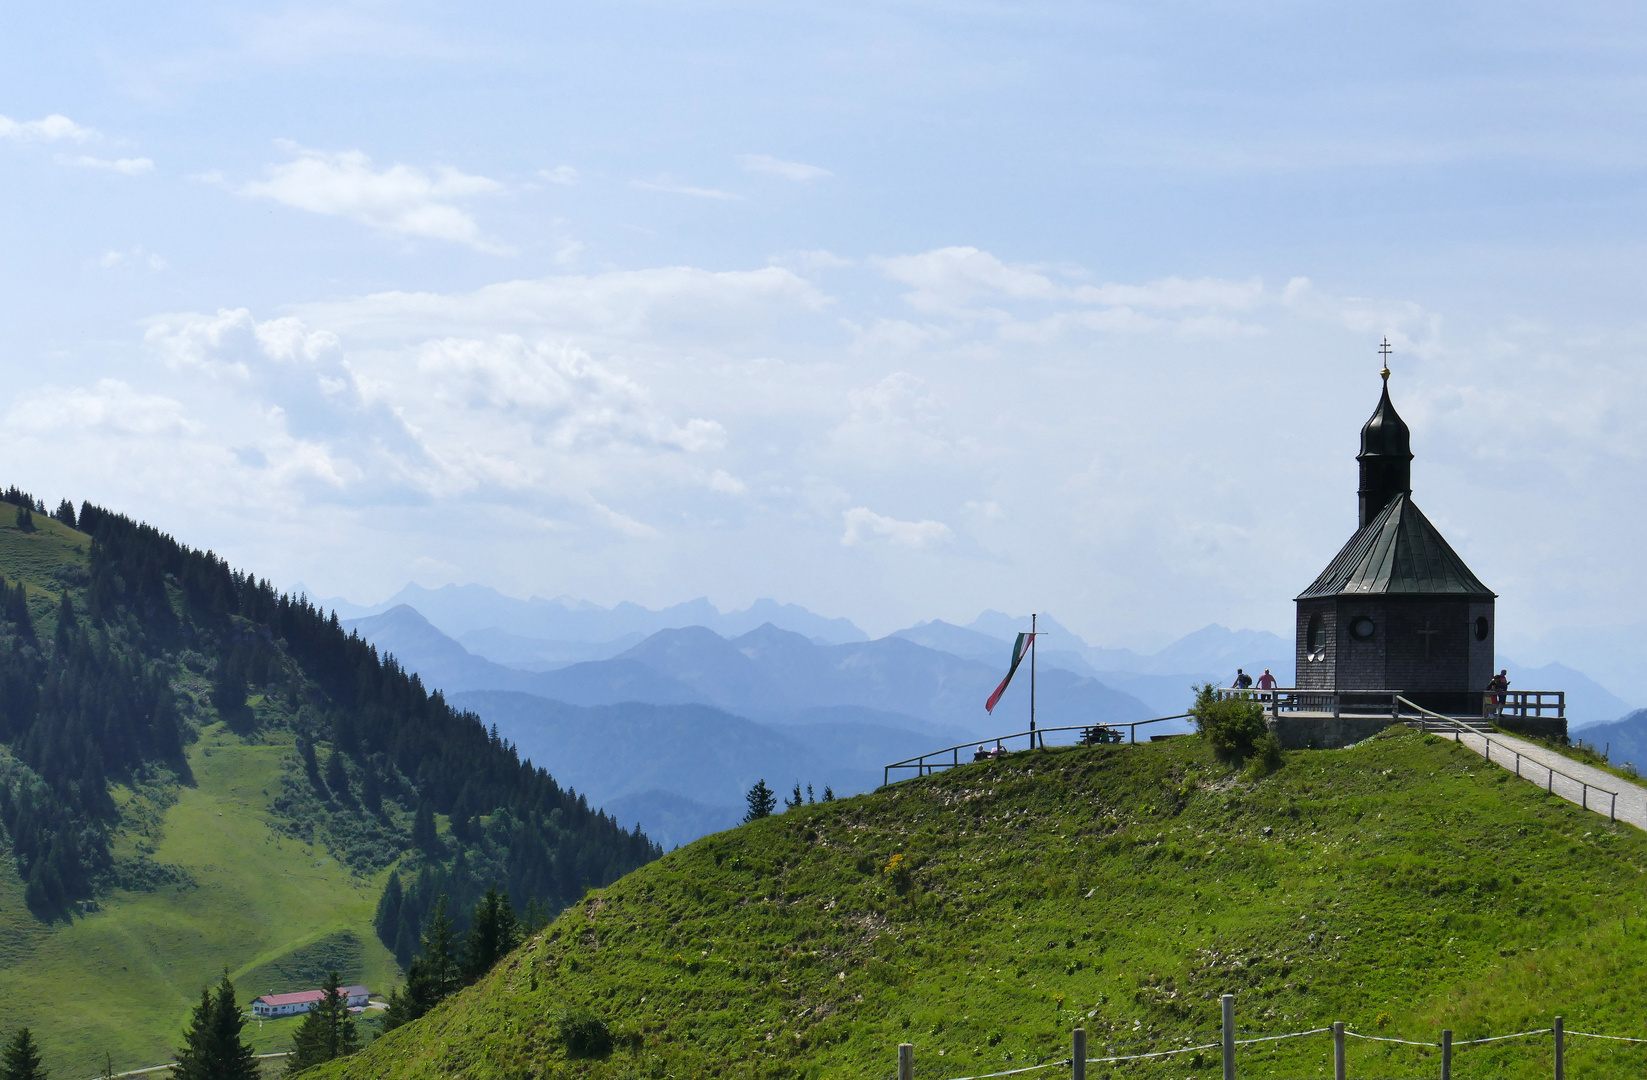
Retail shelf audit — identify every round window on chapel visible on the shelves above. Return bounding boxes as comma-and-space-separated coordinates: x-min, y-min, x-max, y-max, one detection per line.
1475, 615, 1490, 642
1349, 616, 1376, 641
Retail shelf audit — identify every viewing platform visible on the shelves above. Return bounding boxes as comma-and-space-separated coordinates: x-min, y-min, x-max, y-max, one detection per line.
1212, 686, 1567, 749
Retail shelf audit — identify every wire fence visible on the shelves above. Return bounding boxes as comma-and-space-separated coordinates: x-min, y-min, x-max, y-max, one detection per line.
887, 995, 1647, 1080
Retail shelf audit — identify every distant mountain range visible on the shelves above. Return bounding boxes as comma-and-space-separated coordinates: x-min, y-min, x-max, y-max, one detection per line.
1505, 660, 1633, 730
308, 582, 869, 644
1567, 709, 1647, 772
344, 606, 1156, 730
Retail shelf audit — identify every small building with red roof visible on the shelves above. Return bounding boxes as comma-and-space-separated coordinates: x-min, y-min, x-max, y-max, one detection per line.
251, 985, 370, 1018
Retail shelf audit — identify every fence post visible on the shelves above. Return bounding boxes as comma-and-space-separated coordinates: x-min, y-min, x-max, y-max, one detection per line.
1072, 1028, 1086, 1080
1441, 1029, 1452, 1080
1221, 994, 1235, 1080
898, 1042, 913, 1080
1333, 1021, 1345, 1080
1554, 1016, 1564, 1080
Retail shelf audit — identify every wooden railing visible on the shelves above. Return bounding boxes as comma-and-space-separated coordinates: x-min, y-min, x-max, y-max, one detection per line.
1214, 687, 1567, 724
1499, 689, 1565, 719
882, 715, 1190, 786
1212, 687, 1406, 719
1395, 695, 1616, 822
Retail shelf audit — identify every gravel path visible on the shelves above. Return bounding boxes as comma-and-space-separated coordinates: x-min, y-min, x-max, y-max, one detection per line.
1440, 726, 1647, 832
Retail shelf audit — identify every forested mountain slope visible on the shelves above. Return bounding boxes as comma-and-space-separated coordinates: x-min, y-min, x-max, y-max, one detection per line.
320, 728, 1647, 1080
0, 490, 659, 1075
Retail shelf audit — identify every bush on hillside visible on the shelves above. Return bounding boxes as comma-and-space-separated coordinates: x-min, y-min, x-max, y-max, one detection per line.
1190, 683, 1281, 767
557, 1009, 614, 1059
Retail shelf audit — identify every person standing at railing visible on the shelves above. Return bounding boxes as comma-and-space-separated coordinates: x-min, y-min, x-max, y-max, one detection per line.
1486, 669, 1509, 719
1256, 668, 1277, 705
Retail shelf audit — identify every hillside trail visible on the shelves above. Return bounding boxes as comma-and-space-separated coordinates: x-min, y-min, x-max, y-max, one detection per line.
1441, 727, 1647, 832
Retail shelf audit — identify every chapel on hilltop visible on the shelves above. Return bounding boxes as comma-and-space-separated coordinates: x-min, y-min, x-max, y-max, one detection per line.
1293, 362, 1496, 717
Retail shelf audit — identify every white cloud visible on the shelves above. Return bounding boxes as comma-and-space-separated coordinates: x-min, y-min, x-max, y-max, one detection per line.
630, 178, 742, 201
62, 155, 154, 175
0, 113, 95, 142
738, 154, 832, 182
291, 265, 831, 344
93, 247, 167, 272
707, 469, 747, 494
964, 500, 1005, 522
769, 249, 854, 272
878, 248, 1267, 322
239, 147, 508, 252
831, 372, 950, 462
144, 307, 340, 377
104, 303, 744, 539
1076, 277, 1263, 310
841, 507, 953, 549
9, 380, 197, 437
540, 165, 579, 185
877, 247, 1064, 313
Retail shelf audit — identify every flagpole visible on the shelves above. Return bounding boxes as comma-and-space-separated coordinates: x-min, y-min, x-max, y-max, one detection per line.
1030, 612, 1037, 748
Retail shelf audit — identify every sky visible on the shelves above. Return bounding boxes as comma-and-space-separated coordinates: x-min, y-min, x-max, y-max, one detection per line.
5, 1, 1647, 657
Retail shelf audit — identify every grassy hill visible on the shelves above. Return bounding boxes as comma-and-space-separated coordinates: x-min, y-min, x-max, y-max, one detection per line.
318, 728, 1647, 1080
0, 719, 401, 1076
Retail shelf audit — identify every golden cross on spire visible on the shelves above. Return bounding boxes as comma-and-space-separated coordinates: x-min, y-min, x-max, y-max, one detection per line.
1378, 337, 1392, 382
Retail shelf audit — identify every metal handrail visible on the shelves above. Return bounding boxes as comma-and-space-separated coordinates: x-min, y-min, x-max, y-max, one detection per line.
882, 715, 1192, 786
1396, 695, 1618, 822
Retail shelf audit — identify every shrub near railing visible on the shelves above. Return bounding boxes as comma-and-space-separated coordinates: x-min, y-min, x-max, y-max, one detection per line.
1190, 684, 1280, 768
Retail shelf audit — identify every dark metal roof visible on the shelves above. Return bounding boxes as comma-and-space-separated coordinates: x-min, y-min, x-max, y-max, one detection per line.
1358, 378, 1412, 462
1297, 493, 1495, 600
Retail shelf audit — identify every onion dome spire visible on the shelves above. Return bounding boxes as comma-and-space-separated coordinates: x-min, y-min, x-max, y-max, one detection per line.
1357, 339, 1413, 528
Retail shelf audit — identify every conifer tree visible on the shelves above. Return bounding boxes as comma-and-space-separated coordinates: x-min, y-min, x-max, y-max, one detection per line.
284, 970, 359, 1074
13, 506, 32, 534
52, 500, 74, 529
1, 1026, 47, 1080
521, 896, 550, 935
360, 764, 382, 813
298, 737, 325, 796
382, 895, 461, 1031
53, 591, 74, 652
3, 582, 32, 641
324, 752, 352, 805
411, 801, 439, 853
374, 871, 403, 945
743, 780, 776, 823
784, 782, 803, 810
173, 972, 255, 1080
463, 888, 520, 982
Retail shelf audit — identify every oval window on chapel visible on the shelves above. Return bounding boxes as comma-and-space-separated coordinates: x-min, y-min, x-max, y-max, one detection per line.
1306, 612, 1322, 653
1475, 615, 1490, 642
1349, 616, 1376, 641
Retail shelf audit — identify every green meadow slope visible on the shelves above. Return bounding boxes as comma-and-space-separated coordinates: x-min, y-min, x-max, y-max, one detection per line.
319, 729, 1647, 1080
0, 720, 400, 1076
